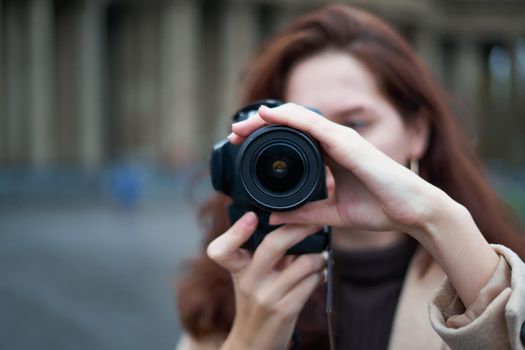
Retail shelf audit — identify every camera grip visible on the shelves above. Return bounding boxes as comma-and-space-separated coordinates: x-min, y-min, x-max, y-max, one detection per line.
228, 204, 329, 255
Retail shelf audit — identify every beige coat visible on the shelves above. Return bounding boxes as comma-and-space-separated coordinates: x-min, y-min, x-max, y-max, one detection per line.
177, 244, 525, 350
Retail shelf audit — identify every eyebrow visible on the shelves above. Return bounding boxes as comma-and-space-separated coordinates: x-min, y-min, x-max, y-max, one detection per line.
330, 106, 373, 121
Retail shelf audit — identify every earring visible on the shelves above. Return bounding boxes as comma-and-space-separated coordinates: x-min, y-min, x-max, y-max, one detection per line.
409, 158, 419, 175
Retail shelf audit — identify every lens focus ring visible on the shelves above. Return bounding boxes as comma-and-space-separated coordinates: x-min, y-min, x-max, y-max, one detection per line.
237, 126, 323, 212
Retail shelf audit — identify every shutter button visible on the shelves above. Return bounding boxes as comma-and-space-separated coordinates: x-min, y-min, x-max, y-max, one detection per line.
520, 321, 525, 346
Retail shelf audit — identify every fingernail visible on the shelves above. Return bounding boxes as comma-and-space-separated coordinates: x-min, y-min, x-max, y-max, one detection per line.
321, 251, 329, 261
243, 212, 257, 226
232, 120, 245, 129
258, 105, 270, 112
323, 268, 328, 283
227, 132, 234, 140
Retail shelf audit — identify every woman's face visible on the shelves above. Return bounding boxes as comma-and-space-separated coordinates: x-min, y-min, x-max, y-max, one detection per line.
284, 50, 427, 165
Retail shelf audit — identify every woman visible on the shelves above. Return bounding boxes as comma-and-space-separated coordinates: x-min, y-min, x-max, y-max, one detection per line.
177, 4, 525, 350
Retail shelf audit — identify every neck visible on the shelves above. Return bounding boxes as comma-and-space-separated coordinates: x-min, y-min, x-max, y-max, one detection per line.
332, 228, 406, 251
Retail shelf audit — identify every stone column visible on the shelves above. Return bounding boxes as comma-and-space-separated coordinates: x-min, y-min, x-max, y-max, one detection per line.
216, 1, 258, 141
0, 0, 4, 162
159, 0, 199, 164
508, 38, 520, 106
4, 0, 29, 163
516, 38, 525, 97
274, 4, 302, 34
136, 7, 159, 160
111, 8, 136, 157
54, 2, 76, 162
195, 0, 222, 156
505, 39, 525, 163
28, 0, 53, 168
414, 28, 443, 84
454, 37, 483, 143
514, 38, 525, 162
77, 0, 104, 169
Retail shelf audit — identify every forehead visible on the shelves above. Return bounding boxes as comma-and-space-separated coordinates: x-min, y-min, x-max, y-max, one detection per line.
284, 50, 384, 113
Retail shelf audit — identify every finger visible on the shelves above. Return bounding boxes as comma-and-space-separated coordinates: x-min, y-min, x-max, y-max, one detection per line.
325, 165, 335, 198
228, 133, 245, 144
230, 103, 335, 146
247, 224, 321, 278
207, 212, 258, 273
275, 271, 324, 319
269, 200, 342, 226
230, 113, 269, 144
257, 104, 344, 150
265, 252, 327, 301
273, 255, 296, 271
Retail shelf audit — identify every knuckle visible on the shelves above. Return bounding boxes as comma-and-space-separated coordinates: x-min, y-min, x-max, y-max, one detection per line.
262, 233, 284, 252
253, 291, 271, 309
276, 304, 299, 323
254, 293, 282, 317
237, 279, 253, 298
268, 303, 283, 317
253, 288, 300, 319
298, 256, 316, 274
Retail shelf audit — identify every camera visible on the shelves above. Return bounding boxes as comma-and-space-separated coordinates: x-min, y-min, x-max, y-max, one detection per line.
210, 100, 329, 254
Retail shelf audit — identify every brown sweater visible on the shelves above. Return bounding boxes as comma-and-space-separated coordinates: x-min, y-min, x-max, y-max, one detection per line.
297, 236, 418, 349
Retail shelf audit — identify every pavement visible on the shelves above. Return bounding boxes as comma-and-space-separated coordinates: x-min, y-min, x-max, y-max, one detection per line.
0, 199, 202, 350
0, 164, 523, 350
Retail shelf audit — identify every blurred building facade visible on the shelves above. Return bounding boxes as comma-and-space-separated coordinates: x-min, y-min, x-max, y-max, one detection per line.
1, 0, 525, 170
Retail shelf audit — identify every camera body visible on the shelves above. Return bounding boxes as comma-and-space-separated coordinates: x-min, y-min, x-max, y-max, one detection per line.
210, 100, 329, 254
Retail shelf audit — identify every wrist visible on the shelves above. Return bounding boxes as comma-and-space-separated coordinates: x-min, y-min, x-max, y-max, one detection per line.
222, 322, 256, 350
222, 322, 284, 350
408, 187, 461, 247
222, 331, 250, 350
223, 317, 294, 350
415, 187, 477, 255
411, 188, 500, 306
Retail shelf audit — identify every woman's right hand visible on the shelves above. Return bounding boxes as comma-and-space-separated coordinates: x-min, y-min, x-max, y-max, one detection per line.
207, 212, 327, 350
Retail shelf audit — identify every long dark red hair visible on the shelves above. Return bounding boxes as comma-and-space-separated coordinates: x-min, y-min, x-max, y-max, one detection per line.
177, 4, 524, 345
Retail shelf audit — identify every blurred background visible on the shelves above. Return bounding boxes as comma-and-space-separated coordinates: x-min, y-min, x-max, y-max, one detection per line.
1, 0, 524, 349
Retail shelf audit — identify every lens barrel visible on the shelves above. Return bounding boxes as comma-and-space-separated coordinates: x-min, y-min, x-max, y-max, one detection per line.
238, 125, 324, 211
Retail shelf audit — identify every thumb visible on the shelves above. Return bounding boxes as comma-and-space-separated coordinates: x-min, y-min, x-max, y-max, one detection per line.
269, 200, 341, 227
207, 212, 258, 273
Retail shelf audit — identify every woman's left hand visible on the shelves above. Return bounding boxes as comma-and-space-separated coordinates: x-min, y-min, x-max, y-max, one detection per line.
231, 103, 443, 240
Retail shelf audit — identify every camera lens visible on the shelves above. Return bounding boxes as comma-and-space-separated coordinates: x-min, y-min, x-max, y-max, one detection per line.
255, 144, 305, 194
238, 125, 324, 211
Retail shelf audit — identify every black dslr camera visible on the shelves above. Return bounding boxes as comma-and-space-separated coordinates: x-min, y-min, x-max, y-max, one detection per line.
210, 100, 329, 254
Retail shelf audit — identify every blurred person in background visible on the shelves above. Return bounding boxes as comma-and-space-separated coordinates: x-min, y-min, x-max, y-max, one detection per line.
177, 4, 525, 350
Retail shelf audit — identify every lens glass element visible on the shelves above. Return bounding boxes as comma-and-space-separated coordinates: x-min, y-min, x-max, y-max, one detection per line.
255, 144, 305, 194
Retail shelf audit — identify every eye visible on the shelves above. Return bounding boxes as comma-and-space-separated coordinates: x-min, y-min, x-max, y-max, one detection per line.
343, 120, 368, 130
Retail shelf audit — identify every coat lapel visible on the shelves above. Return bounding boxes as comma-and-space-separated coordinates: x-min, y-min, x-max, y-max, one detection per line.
388, 247, 448, 350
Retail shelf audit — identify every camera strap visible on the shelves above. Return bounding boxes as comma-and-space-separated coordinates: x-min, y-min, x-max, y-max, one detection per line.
290, 226, 335, 350
326, 228, 336, 350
